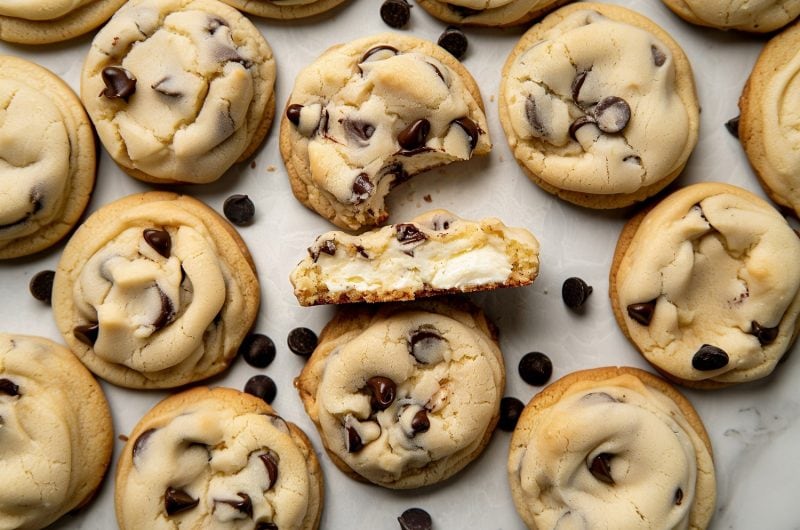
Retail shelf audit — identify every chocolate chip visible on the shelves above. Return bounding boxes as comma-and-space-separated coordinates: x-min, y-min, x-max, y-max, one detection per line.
751, 321, 779, 345
451, 117, 479, 152
143, 228, 171, 258
571, 70, 588, 104
0, 378, 20, 396
627, 300, 656, 326
352, 173, 374, 204
398, 119, 431, 151
588, 453, 615, 485
356, 245, 369, 259
438, 26, 468, 59
408, 326, 445, 364
29, 270, 55, 304
239, 334, 276, 368
260, 452, 279, 488
344, 119, 376, 143
208, 17, 228, 34
256, 523, 278, 530
287, 327, 317, 357
223, 194, 255, 226
286, 103, 303, 126
244, 375, 277, 404
692, 344, 729, 371
674, 487, 683, 506
152, 289, 175, 330
132, 428, 156, 459
568, 115, 596, 141
380, 0, 411, 28
623, 155, 642, 165
101, 66, 136, 101
562, 277, 593, 309
725, 116, 740, 139
165, 487, 199, 516
361, 45, 399, 65
410, 409, 430, 435
592, 96, 631, 133
395, 223, 427, 244
151, 77, 182, 97
217, 493, 253, 518
525, 96, 546, 136
398, 507, 432, 530
518, 352, 552, 386
498, 397, 524, 432
309, 239, 337, 262
74, 324, 99, 346
345, 424, 364, 453
651, 45, 667, 67
365, 376, 396, 411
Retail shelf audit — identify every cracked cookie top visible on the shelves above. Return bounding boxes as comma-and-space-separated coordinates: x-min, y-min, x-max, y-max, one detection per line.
116, 387, 323, 530
280, 33, 491, 231
508, 368, 715, 530
500, 3, 699, 208
662, 0, 800, 32
52, 192, 260, 389
416, 0, 568, 27
612, 183, 800, 386
296, 300, 504, 489
81, 0, 275, 184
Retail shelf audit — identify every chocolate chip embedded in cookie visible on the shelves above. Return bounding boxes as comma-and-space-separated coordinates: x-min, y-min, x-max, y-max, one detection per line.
508, 367, 716, 529
280, 34, 491, 231
417, 0, 570, 27
610, 183, 800, 388
81, 0, 276, 184
0, 0, 127, 44
661, 0, 800, 32
290, 209, 539, 305
499, 3, 699, 209
295, 298, 504, 488
115, 387, 323, 530
52, 192, 260, 389
0, 333, 113, 529
217, 0, 349, 20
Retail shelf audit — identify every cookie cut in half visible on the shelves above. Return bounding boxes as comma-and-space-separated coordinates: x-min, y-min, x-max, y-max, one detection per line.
610, 183, 800, 388
662, 0, 800, 32
0, 333, 114, 530
416, 0, 571, 27
81, 0, 276, 184
0, 0, 127, 44
116, 387, 323, 530
499, 3, 699, 208
508, 367, 716, 530
280, 33, 491, 231
218, 0, 349, 19
290, 209, 540, 305
52, 192, 260, 389
295, 298, 504, 489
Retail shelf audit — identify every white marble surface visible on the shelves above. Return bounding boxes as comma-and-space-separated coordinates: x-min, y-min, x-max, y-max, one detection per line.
1, 0, 799, 528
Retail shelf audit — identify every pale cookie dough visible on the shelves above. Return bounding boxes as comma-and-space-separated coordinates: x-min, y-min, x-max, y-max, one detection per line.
0, 333, 114, 530
290, 209, 540, 305
218, 0, 349, 19
662, 0, 800, 32
610, 183, 800, 388
296, 298, 504, 489
280, 33, 491, 231
416, 0, 571, 27
739, 20, 800, 216
0, 56, 95, 259
81, 0, 276, 184
0, 0, 127, 44
509, 367, 716, 530
52, 192, 260, 389
499, 3, 700, 208
116, 387, 323, 530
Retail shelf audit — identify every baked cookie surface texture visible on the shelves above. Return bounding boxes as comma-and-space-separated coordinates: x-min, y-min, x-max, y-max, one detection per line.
218, 0, 349, 19
415, 0, 571, 27
662, 0, 800, 32
0, 0, 127, 44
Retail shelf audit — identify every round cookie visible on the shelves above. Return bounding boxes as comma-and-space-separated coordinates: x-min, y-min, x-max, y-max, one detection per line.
0, 333, 114, 530
739, 20, 800, 215
218, 0, 349, 19
295, 298, 504, 489
116, 387, 323, 530
280, 33, 492, 231
662, 0, 800, 33
508, 367, 716, 530
610, 183, 800, 388
499, 3, 700, 209
52, 191, 260, 389
81, 0, 276, 185
0, 56, 96, 260
416, 0, 571, 27
0, 0, 127, 44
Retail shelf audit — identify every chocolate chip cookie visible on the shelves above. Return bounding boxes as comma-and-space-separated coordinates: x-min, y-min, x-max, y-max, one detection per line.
499, 3, 700, 208
219, 0, 349, 19
52, 192, 260, 389
295, 298, 504, 488
0, 0, 126, 44
416, 0, 570, 27
280, 33, 491, 231
662, 0, 800, 32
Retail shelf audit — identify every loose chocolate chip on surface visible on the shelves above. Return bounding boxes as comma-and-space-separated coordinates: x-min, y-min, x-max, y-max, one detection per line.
244, 375, 277, 404
518, 352, 552, 386
438, 26, 468, 59
288, 327, 318, 357
498, 397, 524, 432
380, 0, 411, 28
223, 194, 255, 226
651, 45, 667, 66
0, 378, 20, 396
398, 119, 431, 151
239, 334, 276, 368
74, 323, 99, 346
143, 228, 171, 258
410, 409, 430, 435
562, 277, 593, 309
398, 507, 432, 530
352, 173, 374, 204
217, 493, 253, 517
725, 116, 740, 139
627, 300, 656, 326
593, 96, 631, 133
165, 487, 199, 516
260, 452, 279, 487
408, 327, 445, 364
395, 223, 427, 244
345, 425, 364, 453
365, 376, 396, 411
132, 428, 156, 459
568, 115, 596, 141
588, 453, 615, 485
29, 270, 55, 304
674, 487, 684, 506
451, 117, 480, 152
152, 289, 175, 330
101, 66, 136, 100
751, 321, 779, 345
286, 103, 303, 125
692, 344, 729, 371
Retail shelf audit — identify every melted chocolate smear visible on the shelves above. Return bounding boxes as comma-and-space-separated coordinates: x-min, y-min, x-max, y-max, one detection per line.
452, 117, 479, 152
398, 119, 431, 151
427, 62, 448, 85
164, 487, 199, 516
143, 229, 171, 258
651, 45, 667, 67
101, 66, 136, 101
256, 523, 278, 530
571, 70, 589, 103
260, 452, 279, 488
153, 288, 175, 330
692, 344, 729, 371
208, 17, 228, 34
581, 392, 619, 403
525, 97, 547, 136
395, 223, 427, 244
751, 321, 779, 345
623, 155, 642, 165
310, 239, 336, 262
151, 77, 182, 97
365, 376, 396, 411
351, 173, 374, 204
408, 327, 444, 364
360, 45, 399, 65
674, 487, 684, 506
588, 453, 615, 485
74, 324, 99, 346
627, 300, 656, 326
286, 103, 303, 126
569, 115, 596, 141
345, 425, 364, 453
217, 493, 252, 518
0, 378, 20, 396
383, 162, 410, 186
344, 118, 376, 144
410, 409, 430, 435
132, 428, 156, 459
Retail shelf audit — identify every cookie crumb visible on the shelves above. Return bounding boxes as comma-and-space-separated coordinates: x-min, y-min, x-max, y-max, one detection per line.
118, 434, 129, 442
267, 165, 276, 172
250, 160, 256, 169
423, 194, 432, 203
